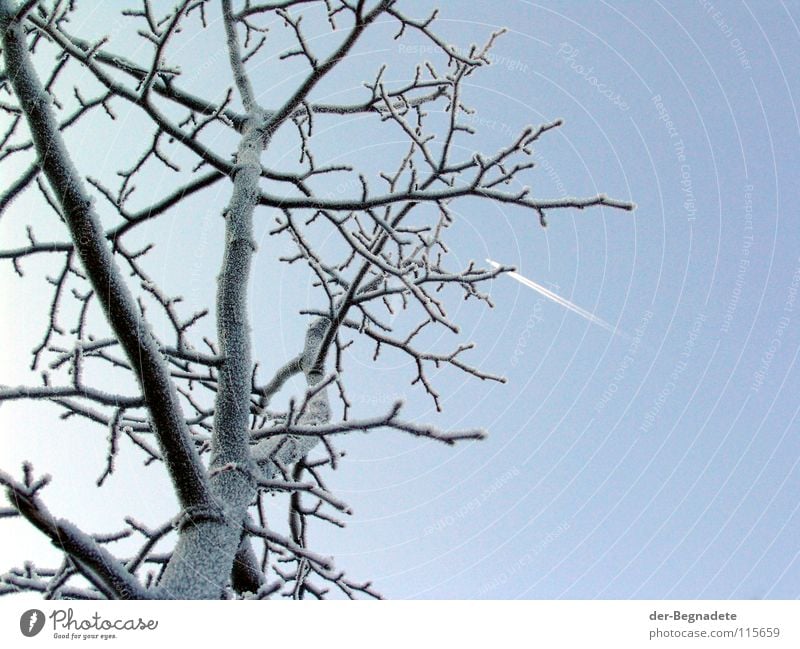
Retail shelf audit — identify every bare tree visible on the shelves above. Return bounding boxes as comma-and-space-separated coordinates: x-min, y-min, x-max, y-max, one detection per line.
0, 0, 633, 599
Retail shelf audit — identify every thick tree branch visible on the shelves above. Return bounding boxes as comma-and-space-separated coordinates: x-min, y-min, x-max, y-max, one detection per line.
0, 2, 213, 515
158, 4, 267, 598
0, 469, 149, 600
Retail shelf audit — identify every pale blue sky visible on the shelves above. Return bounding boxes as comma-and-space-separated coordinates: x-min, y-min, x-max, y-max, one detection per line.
1, 0, 798, 600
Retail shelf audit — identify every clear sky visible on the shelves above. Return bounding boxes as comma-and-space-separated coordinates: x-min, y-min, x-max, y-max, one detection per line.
1, 0, 799, 600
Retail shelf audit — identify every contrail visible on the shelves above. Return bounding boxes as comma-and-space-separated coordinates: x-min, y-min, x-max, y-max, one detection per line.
487, 259, 624, 339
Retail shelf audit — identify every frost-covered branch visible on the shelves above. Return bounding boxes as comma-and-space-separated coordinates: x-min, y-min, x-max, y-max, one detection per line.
1, 0, 634, 600
0, 467, 149, 600
0, 0, 213, 519
253, 399, 485, 444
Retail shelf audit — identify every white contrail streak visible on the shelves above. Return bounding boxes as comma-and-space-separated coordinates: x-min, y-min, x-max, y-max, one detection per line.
487, 259, 623, 338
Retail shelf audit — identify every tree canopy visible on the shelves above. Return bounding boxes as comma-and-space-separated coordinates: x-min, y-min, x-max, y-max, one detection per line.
0, 0, 632, 599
